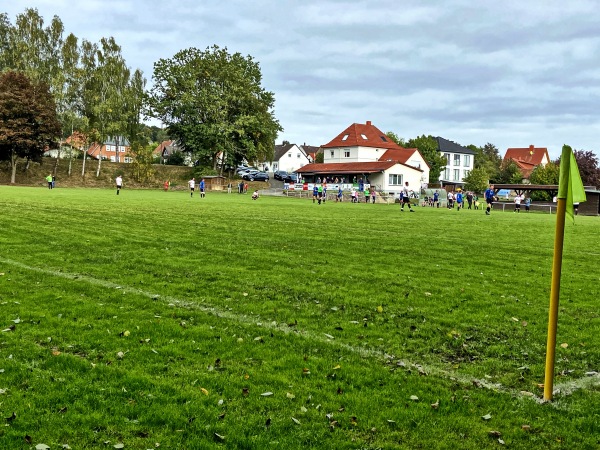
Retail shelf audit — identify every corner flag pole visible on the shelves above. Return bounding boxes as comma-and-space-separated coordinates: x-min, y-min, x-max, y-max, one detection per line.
543, 145, 586, 401
543, 196, 566, 401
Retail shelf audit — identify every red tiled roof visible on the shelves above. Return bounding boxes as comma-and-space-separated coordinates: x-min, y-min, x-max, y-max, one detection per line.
295, 161, 422, 174
153, 140, 174, 155
379, 148, 420, 165
504, 145, 549, 166
322, 121, 402, 150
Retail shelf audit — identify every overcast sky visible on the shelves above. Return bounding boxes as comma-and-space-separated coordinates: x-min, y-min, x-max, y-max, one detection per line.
4, 1, 600, 159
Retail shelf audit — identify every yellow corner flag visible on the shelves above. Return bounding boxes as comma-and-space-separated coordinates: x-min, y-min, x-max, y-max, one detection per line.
559, 145, 587, 223
543, 145, 586, 401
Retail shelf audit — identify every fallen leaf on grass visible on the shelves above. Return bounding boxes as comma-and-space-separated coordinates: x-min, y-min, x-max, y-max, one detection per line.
261, 391, 273, 397
498, 438, 505, 445
332, 365, 341, 370
482, 413, 492, 421
291, 417, 300, 425
431, 400, 439, 409
52, 350, 62, 356
200, 388, 209, 396
117, 351, 124, 359
522, 424, 531, 431
511, 317, 519, 322
214, 433, 225, 441
114, 444, 125, 449
409, 395, 419, 401
35, 445, 50, 450
560, 343, 568, 348
489, 430, 502, 437
324, 334, 334, 339
376, 306, 383, 313
286, 392, 295, 399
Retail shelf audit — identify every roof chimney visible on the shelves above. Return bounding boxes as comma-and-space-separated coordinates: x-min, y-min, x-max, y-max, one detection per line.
366, 121, 372, 126
529, 145, 534, 150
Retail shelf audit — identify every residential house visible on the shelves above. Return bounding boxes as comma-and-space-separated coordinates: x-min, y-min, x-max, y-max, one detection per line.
296, 121, 429, 195
153, 140, 186, 164
87, 136, 132, 163
45, 131, 87, 159
436, 137, 475, 187
301, 144, 320, 163
503, 145, 550, 180
268, 143, 311, 173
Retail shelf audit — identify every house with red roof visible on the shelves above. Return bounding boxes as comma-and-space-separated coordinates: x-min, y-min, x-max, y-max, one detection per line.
296, 121, 429, 195
503, 145, 550, 180
86, 136, 132, 163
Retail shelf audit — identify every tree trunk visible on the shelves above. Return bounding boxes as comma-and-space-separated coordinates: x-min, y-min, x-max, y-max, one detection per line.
9, 149, 18, 183
68, 148, 73, 176
81, 151, 87, 177
96, 155, 102, 177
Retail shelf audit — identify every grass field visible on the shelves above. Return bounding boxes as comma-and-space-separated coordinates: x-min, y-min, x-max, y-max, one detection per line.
0, 186, 599, 449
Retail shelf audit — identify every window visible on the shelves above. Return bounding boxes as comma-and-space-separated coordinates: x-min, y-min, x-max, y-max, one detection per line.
297, 153, 301, 158
453, 154, 460, 166
120, 147, 126, 153
409, 159, 421, 169
444, 153, 450, 164
463, 169, 470, 178
106, 145, 114, 152
344, 151, 350, 158
380, 136, 387, 142
341, 134, 349, 141
288, 153, 292, 157
444, 168, 450, 180
463, 155, 470, 167
360, 134, 368, 140
124, 157, 132, 163
453, 169, 460, 181
388, 174, 403, 185
110, 156, 116, 162
330, 151, 334, 157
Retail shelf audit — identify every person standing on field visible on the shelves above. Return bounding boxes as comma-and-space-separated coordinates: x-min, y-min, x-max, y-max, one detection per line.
45, 174, 53, 189
456, 190, 463, 210
199, 178, 206, 198
514, 194, 521, 213
401, 182, 414, 212
484, 184, 495, 215
188, 177, 195, 197
116, 175, 123, 195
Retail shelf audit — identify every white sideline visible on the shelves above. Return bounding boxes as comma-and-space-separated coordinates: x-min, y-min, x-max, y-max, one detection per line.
1, 256, 597, 405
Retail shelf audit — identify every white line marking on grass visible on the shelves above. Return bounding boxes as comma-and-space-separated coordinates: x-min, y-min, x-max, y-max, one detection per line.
2, 256, 597, 404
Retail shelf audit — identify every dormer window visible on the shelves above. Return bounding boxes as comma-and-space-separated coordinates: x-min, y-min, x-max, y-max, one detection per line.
341, 135, 349, 141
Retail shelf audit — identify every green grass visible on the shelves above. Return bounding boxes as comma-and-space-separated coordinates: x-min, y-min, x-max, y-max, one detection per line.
0, 186, 599, 449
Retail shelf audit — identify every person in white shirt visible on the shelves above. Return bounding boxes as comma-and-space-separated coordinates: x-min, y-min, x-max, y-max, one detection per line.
447, 191, 454, 209
514, 194, 522, 213
401, 182, 414, 212
115, 175, 123, 195
188, 178, 195, 197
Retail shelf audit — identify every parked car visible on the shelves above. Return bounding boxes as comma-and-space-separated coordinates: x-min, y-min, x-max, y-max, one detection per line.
242, 171, 269, 182
283, 173, 299, 183
273, 170, 289, 181
237, 167, 258, 176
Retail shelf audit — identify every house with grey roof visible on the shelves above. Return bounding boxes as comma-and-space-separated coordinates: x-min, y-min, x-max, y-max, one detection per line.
436, 137, 475, 187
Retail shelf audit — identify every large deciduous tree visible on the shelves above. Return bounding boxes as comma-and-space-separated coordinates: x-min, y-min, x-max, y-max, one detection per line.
463, 167, 489, 194
572, 150, 600, 188
147, 45, 282, 172
529, 162, 559, 201
404, 135, 447, 183
0, 71, 61, 182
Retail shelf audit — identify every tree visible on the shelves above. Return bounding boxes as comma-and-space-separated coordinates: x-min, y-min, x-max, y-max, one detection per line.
571, 150, 600, 188
529, 162, 559, 201
80, 37, 132, 177
496, 160, 523, 184
147, 45, 282, 173
405, 134, 447, 183
470, 142, 502, 181
463, 167, 489, 194
0, 71, 61, 182
385, 131, 406, 147
315, 152, 324, 163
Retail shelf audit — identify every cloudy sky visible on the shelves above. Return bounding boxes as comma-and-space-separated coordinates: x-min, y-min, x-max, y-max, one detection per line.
4, 1, 600, 158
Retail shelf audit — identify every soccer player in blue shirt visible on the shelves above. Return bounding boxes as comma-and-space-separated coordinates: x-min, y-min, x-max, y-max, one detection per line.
484, 184, 495, 215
